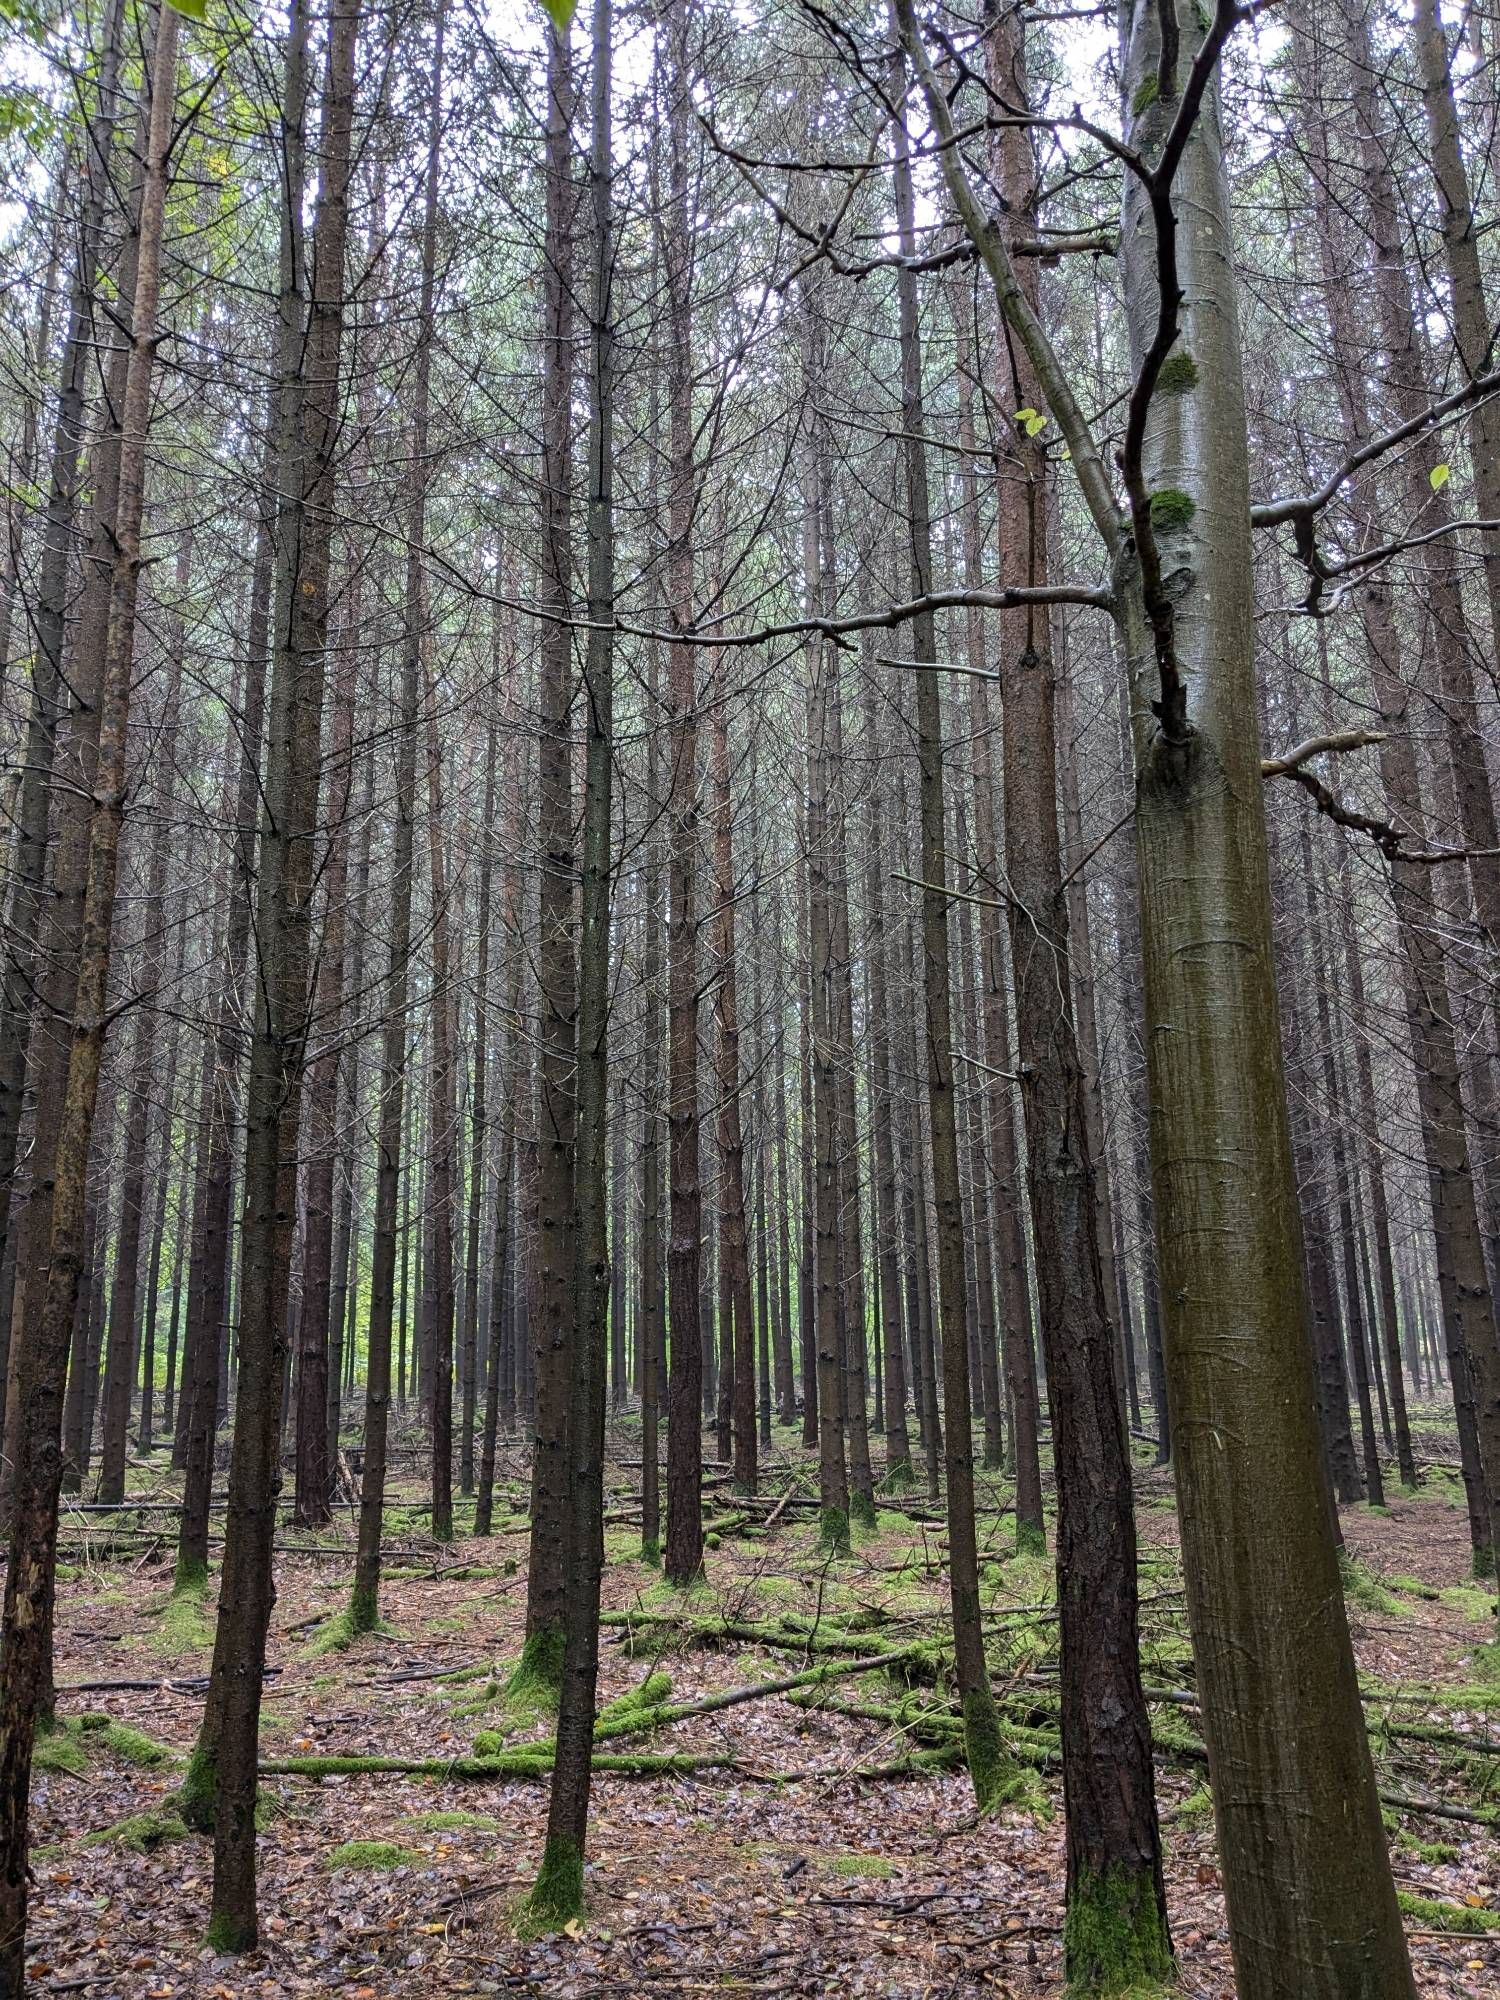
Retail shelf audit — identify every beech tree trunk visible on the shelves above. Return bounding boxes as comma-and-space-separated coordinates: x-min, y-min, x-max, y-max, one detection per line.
1117, 6, 1415, 1991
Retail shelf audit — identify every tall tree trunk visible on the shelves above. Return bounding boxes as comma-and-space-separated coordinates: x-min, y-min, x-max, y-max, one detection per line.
638, 625, 666, 1554
950, 304, 1043, 1526
349, 0, 439, 1641
889, 20, 1012, 1814
96, 639, 183, 1501
424, 697, 458, 1543
709, 678, 756, 1494
1114, 5, 1415, 1989
0, 8, 181, 1982
861, 683, 911, 1483
461, 712, 498, 1496
521, 5, 579, 1663
984, 6, 1169, 1961
662, 0, 704, 1588
528, 0, 614, 1912
0, 0, 127, 1401
188, 4, 361, 1949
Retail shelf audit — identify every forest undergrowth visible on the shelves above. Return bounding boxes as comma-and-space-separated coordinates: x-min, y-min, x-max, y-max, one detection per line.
22, 1410, 1499, 1999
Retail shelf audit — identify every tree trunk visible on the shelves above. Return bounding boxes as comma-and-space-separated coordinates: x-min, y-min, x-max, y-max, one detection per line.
662, 0, 704, 1589
889, 20, 1013, 1814
0, 9, 181, 1982
521, 6, 579, 1663
529, 0, 614, 1912
1115, 5, 1416, 1990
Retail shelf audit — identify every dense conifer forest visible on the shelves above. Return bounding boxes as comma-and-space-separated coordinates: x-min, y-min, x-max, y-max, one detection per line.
1, 0, 1500, 1992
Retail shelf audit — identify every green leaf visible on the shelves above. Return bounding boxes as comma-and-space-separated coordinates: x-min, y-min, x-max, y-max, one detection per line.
1014, 408, 1038, 425
539, 0, 577, 28
1024, 414, 1048, 437
167, 0, 207, 18
1430, 462, 1451, 491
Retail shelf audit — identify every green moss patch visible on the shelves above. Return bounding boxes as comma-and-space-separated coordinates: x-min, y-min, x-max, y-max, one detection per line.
147, 1583, 215, 1657
1398, 1890, 1500, 1934
81, 1809, 188, 1853
824, 1851, 893, 1879
1063, 1862, 1174, 1993
1395, 1834, 1460, 1864
327, 1839, 419, 1872
1339, 1555, 1403, 1616
34, 1723, 88, 1776
306, 1606, 394, 1656
1156, 350, 1199, 395
598, 1672, 672, 1725
402, 1809, 500, 1833
1147, 488, 1196, 535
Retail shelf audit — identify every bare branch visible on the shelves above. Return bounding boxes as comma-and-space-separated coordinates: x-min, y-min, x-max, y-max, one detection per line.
1252, 370, 1500, 528
1260, 728, 1386, 778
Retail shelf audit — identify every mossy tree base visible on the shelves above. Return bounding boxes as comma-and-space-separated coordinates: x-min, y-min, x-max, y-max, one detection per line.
1015, 1517, 1048, 1559
524, 1834, 584, 1930
849, 1491, 879, 1533
173, 1553, 210, 1598
505, 1628, 565, 1719
205, 1911, 257, 1955
819, 1504, 850, 1555
961, 1687, 1031, 1814
177, 1739, 217, 1834
1063, 1864, 1174, 1997
347, 1580, 382, 1636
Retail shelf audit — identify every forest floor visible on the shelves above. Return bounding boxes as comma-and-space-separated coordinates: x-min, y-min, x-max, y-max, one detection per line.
21, 1411, 1500, 1999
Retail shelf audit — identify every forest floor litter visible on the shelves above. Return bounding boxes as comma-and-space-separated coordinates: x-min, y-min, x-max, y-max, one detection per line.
22, 1416, 1499, 1998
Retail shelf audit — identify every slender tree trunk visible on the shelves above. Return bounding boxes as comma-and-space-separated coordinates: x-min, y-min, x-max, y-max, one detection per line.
461, 713, 498, 1496
0, 0, 127, 1400
981, 7, 1169, 1958
197, 0, 358, 1938
522, 7, 579, 1661
889, 21, 1012, 1812
350, 0, 440, 1640
638, 627, 666, 1554
529, 0, 614, 1910
708, 680, 756, 1494
96, 640, 183, 1501
861, 685, 911, 1483
0, 10, 181, 1982
424, 698, 458, 1542
662, 0, 703, 1588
